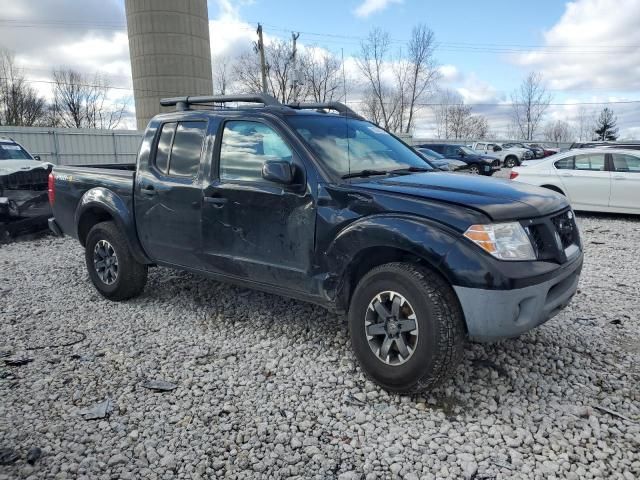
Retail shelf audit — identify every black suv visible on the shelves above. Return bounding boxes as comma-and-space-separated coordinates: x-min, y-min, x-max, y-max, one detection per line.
49, 94, 582, 393
417, 144, 501, 175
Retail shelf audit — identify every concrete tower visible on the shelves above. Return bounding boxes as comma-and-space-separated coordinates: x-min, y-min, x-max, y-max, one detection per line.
125, 0, 213, 129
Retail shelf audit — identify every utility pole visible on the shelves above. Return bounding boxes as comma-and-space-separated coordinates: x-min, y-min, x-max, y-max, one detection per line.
290, 32, 300, 102
256, 24, 268, 94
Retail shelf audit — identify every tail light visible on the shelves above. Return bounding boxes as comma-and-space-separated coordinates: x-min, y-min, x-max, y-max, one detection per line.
509, 171, 519, 180
48, 173, 55, 205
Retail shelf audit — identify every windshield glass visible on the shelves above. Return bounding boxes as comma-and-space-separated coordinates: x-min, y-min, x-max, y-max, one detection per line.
418, 148, 444, 159
0, 143, 32, 160
459, 146, 477, 155
287, 116, 433, 176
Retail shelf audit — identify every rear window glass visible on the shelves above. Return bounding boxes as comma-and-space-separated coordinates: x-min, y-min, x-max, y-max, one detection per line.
168, 121, 206, 177
155, 123, 175, 173
554, 157, 574, 169
0, 143, 32, 160
612, 153, 640, 172
575, 153, 605, 171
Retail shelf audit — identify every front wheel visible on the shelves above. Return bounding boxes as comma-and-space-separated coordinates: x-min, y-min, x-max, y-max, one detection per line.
85, 221, 148, 301
468, 164, 480, 175
504, 156, 517, 168
348, 263, 466, 393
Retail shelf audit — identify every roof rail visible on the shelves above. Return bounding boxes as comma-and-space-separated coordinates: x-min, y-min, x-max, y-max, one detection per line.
160, 93, 281, 111
286, 101, 362, 119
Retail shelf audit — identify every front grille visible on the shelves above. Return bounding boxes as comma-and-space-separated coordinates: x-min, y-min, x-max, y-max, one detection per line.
0, 169, 49, 190
551, 210, 578, 250
522, 209, 580, 263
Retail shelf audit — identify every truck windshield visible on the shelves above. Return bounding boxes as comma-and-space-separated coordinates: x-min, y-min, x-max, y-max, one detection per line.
0, 143, 32, 160
287, 116, 433, 177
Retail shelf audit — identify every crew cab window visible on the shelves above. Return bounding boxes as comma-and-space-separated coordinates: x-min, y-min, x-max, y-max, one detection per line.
612, 153, 640, 172
168, 122, 206, 177
574, 153, 605, 171
153, 121, 206, 177
154, 123, 175, 173
219, 121, 293, 182
0, 143, 32, 160
475, 143, 486, 150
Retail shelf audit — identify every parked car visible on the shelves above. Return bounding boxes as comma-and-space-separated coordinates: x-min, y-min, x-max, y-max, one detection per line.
48, 94, 583, 393
416, 144, 501, 175
415, 147, 469, 172
472, 142, 533, 167
527, 143, 559, 157
503, 142, 543, 159
0, 137, 51, 239
569, 141, 640, 151
510, 148, 639, 214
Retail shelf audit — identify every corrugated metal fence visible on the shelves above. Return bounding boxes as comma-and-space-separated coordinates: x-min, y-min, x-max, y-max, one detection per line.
0, 126, 144, 165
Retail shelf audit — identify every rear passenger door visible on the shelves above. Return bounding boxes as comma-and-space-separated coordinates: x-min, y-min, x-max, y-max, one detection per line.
555, 152, 611, 209
200, 119, 317, 291
135, 119, 209, 268
609, 153, 640, 212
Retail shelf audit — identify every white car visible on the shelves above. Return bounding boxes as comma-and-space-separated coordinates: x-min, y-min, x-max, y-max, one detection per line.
472, 142, 533, 168
510, 148, 639, 214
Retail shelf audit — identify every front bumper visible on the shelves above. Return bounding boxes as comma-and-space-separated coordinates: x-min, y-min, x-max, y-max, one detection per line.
454, 253, 583, 341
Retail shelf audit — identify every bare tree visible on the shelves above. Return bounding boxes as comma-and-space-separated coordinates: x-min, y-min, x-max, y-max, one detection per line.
212, 55, 232, 95
51, 68, 126, 129
432, 89, 461, 139
356, 25, 438, 133
575, 106, 597, 141
355, 28, 394, 130
305, 49, 342, 103
0, 49, 47, 126
543, 120, 573, 142
510, 72, 552, 140
403, 25, 438, 133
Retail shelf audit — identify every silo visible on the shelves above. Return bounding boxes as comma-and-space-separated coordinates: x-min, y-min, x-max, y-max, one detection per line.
125, 0, 213, 129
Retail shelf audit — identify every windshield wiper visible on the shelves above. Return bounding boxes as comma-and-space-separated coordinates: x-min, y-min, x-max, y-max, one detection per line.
389, 166, 432, 174
341, 169, 389, 179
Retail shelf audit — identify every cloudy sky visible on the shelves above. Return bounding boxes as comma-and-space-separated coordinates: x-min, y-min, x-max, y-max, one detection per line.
1, 0, 639, 137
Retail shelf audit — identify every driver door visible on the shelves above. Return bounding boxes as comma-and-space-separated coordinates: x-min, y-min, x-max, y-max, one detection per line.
200, 119, 317, 292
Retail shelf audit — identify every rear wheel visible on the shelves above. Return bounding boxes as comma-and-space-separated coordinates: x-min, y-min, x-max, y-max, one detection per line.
348, 262, 465, 393
85, 221, 147, 301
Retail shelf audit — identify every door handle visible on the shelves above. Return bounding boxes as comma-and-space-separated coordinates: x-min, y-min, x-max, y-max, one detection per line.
204, 196, 227, 207
613, 175, 626, 180
140, 185, 156, 196
560, 172, 573, 177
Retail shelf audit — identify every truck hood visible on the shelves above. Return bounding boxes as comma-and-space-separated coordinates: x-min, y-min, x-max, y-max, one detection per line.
0, 160, 51, 176
354, 172, 568, 221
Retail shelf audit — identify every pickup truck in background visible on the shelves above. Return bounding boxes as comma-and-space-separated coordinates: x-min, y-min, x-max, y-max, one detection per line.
472, 142, 533, 167
48, 94, 583, 393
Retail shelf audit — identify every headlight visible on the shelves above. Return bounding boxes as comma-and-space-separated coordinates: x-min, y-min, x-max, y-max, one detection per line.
463, 222, 536, 260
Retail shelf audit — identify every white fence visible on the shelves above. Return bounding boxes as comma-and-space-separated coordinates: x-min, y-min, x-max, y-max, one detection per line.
0, 126, 144, 165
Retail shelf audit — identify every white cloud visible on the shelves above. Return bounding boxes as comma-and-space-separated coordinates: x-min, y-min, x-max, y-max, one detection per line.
353, 0, 402, 18
515, 0, 640, 91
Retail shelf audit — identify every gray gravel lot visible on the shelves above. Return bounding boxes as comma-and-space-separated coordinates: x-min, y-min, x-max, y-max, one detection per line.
1, 214, 639, 479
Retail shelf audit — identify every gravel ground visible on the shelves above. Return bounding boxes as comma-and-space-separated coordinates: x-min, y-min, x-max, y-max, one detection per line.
1, 214, 639, 480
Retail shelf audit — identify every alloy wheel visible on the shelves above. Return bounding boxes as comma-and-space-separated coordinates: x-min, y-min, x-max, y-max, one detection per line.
93, 239, 119, 285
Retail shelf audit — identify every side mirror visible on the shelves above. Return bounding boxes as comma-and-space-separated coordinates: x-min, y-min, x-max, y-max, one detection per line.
262, 160, 294, 185
33, 155, 41, 161
493, 146, 501, 152
456, 149, 464, 157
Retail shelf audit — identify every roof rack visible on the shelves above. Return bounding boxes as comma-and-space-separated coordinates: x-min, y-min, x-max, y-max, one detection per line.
160, 93, 280, 111
286, 101, 362, 119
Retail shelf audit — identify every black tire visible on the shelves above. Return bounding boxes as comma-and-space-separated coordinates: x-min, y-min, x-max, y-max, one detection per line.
468, 164, 480, 175
348, 262, 465, 393
85, 221, 147, 301
504, 156, 517, 168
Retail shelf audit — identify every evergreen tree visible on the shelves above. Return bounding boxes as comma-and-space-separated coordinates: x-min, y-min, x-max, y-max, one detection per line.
593, 107, 619, 141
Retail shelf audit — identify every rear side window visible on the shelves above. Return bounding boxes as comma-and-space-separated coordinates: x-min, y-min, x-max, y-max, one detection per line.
554, 156, 574, 169
219, 121, 293, 182
168, 122, 206, 177
612, 153, 640, 172
476, 143, 485, 150
153, 121, 206, 177
575, 153, 605, 171
154, 123, 176, 173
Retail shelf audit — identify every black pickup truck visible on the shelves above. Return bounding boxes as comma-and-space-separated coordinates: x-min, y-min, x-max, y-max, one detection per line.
48, 94, 583, 393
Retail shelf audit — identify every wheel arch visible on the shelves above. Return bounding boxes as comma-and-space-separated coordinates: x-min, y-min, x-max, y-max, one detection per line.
75, 187, 150, 264
540, 184, 565, 195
